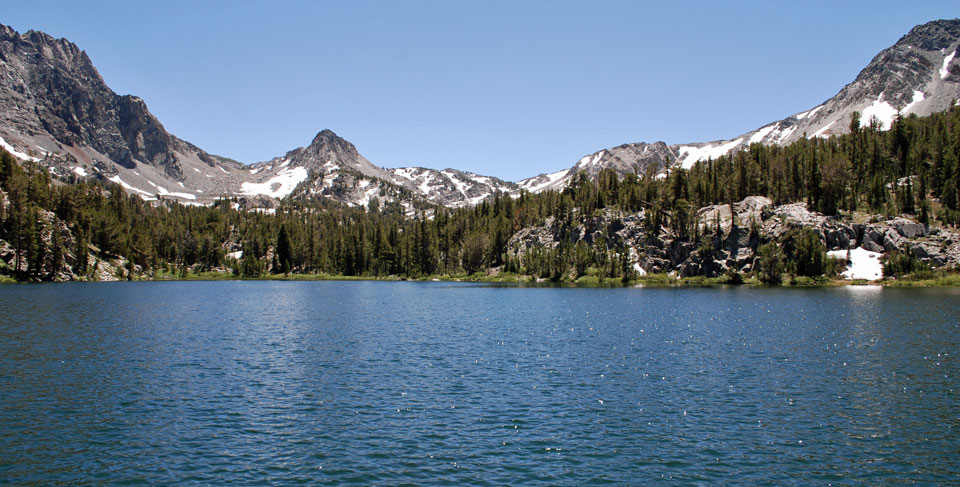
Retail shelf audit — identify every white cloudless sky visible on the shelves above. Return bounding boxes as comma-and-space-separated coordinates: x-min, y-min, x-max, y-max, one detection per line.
5, 1, 959, 180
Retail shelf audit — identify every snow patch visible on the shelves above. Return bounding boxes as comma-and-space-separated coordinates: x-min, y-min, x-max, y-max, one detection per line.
250, 167, 261, 175
860, 97, 897, 130
279, 158, 290, 168
108, 176, 154, 197
777, 125, 798, 144
73, 167, 88, 177
812, 120, 837, 138
419, 176, 434, 195
239, 166, 309, 198
355, 186, 380, 207
828, 247, 883, 281
218, 166, 228, 174
519, 169, 569, 193
473, 176, 493, 187
0, 136, 39, 162
442, 170, 471, 196
678, 138, 743, 169
589, 151, 605, 166
577, 151, 606, 168
392, 167, 419, 181
226, 250, 243, 260
156, 185, 197, 200
749, 125, 777, 144
909, 90, 925, 109
941, 50, 956, 80
861, 91, 925, 130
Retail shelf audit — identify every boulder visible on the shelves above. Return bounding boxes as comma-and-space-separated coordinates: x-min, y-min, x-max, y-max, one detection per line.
864, 226, 885, 248
893, 219, 927, 238
862, 239, 884, 253
883, 229, 902, 252
824, 224, 857, 250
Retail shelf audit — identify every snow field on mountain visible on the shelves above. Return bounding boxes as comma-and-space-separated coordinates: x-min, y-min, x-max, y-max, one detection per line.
0, 136, 39, 162
239, 166, 309, 198
860, 91, 925, 130
941, 49, 956, 79
678, 138, 743, 169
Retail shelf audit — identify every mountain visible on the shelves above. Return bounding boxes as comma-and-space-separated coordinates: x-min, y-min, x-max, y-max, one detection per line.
0, 24, 250, 203
519, 18, 960, 191
240, 129, 519, 210
0, 24, 516, 209
2, 20, 960, 209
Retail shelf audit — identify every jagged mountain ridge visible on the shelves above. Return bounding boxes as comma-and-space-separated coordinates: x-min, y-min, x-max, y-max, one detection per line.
525, 19, 960, 191
241, 129, 520, 209
2, 20, 960, 208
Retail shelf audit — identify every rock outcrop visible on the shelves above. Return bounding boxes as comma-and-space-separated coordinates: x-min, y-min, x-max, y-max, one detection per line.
507, 195, 960, 279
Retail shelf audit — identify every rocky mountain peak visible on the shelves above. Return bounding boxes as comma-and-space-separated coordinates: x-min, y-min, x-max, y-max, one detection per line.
844, 18, 960, 109
2, 26, 99, 81
307, 129, 359, 157
896, 18, 960, 51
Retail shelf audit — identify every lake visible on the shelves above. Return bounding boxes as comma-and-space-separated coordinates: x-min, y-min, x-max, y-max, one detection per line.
0, 281, 958, 485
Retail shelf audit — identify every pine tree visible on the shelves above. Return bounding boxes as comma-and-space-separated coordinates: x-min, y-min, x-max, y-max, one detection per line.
276, 224, 291, 274
29, 209, 45, 279
757, 242, 783, 285
50, 219, 63, 278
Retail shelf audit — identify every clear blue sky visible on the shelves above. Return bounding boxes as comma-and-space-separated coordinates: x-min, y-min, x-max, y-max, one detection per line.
5, 1, 959, 180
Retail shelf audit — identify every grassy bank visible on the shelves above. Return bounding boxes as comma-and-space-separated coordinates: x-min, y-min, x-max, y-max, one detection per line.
5, 267, 960, 287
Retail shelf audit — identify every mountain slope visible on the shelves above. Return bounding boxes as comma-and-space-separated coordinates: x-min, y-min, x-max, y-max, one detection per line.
521, 18, 960, 190
0, 25, 250, 203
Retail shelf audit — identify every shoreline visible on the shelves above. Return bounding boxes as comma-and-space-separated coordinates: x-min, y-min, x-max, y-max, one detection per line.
4, 271, 958, 287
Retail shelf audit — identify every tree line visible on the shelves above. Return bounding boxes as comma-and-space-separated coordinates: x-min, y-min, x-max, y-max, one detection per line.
2, 104, 959, 281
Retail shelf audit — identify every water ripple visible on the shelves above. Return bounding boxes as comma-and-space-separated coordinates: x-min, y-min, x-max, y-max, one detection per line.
0, 282, 958, 485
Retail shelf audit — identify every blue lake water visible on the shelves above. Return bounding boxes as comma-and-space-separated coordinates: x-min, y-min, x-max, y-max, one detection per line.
0, 281, 958, 485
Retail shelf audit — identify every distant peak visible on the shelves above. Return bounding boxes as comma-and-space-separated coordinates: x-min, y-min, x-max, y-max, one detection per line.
311, 129, 340, 144
305, 128, 359, 157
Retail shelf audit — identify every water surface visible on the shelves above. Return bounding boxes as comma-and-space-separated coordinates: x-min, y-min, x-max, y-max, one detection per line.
1, 282, 958, 485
